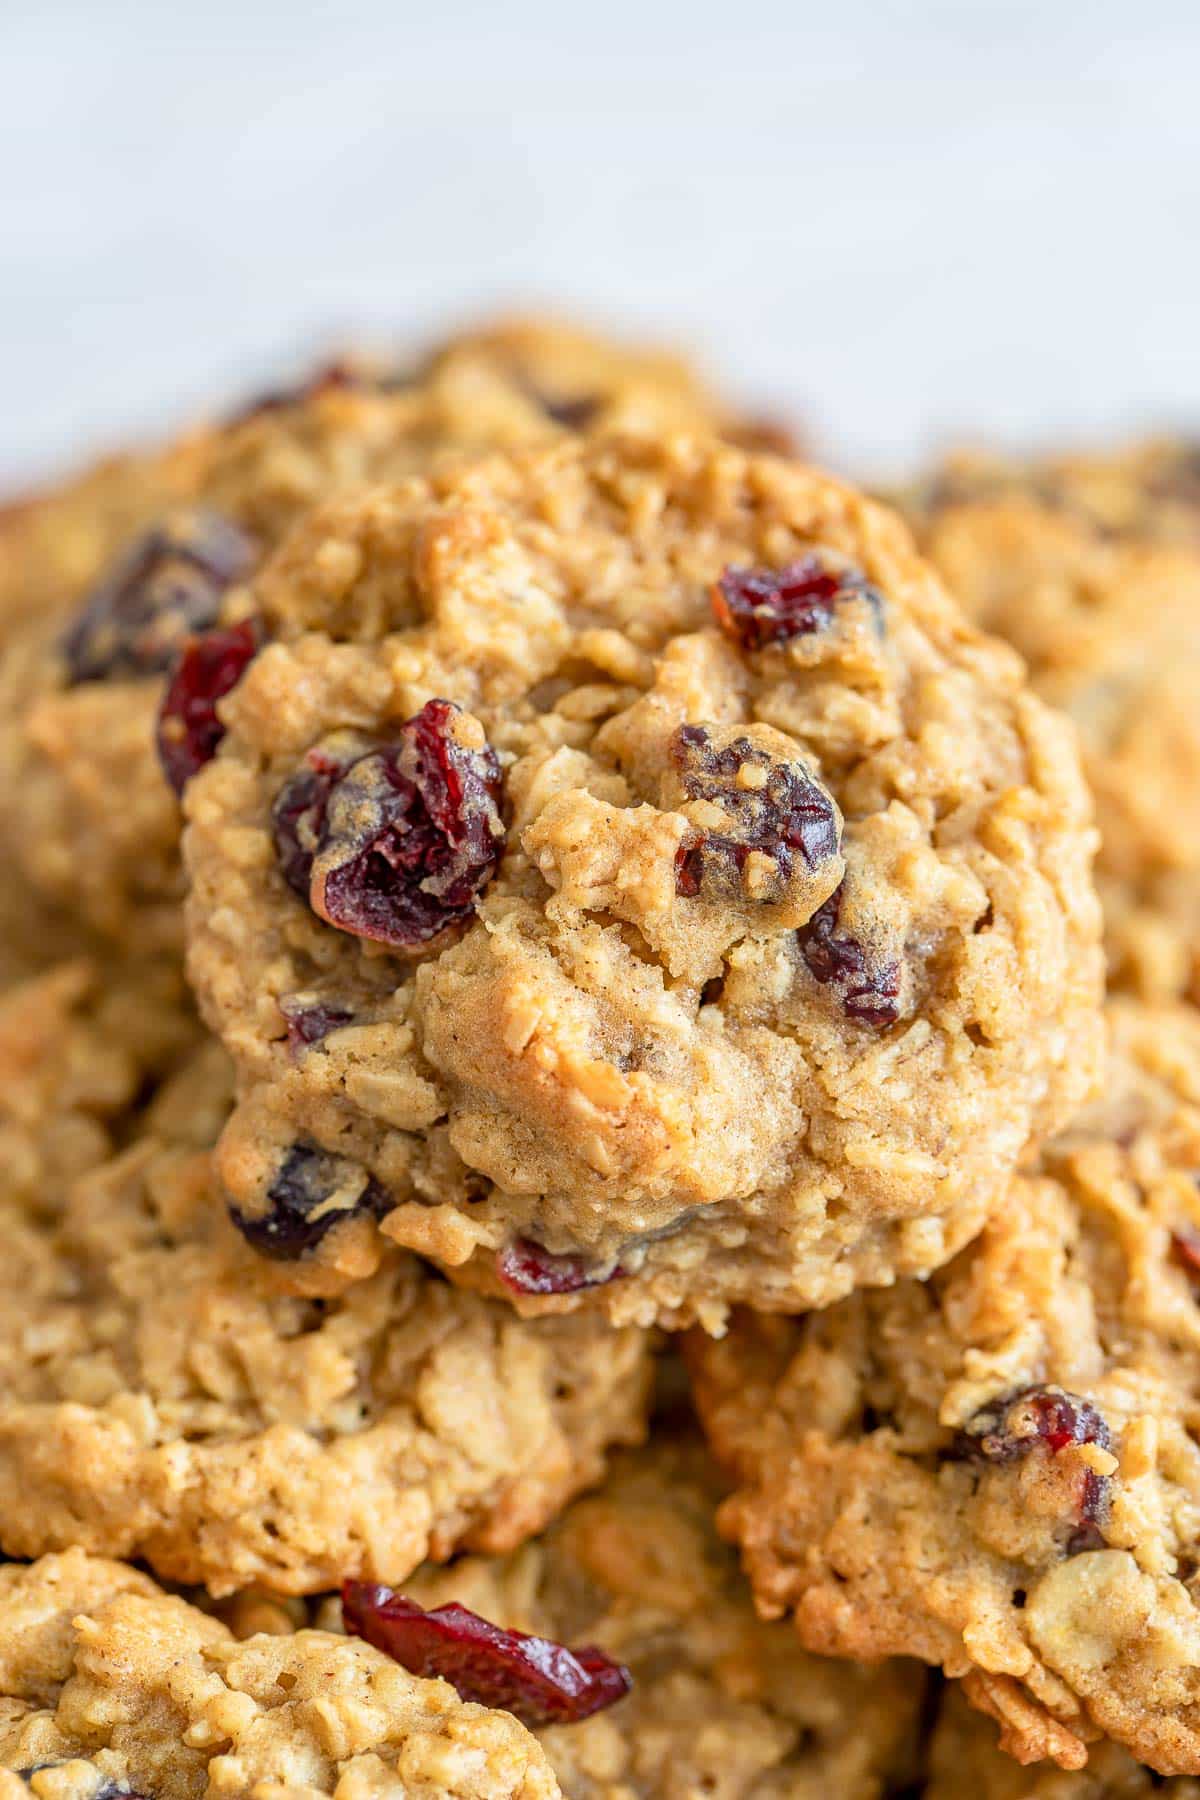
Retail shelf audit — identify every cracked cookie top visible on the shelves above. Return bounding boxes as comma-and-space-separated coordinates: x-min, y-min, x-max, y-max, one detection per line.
898, 443, 1200, 1002
183, 432, 1102, 1329
0, 1550, 559, 1800
687, 999, 1200, 1778
0, 319, 752, 951
0, 1026, 651, 1596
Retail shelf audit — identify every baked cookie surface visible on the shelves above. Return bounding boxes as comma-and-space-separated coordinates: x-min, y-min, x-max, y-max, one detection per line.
0, 1030, 651, 1595
0, 319, 754, 952
0, 1550, 559, 1800
183, 432, 1102, 1329
899, 445, 1200, 1001
687, 1000, 1200, 1777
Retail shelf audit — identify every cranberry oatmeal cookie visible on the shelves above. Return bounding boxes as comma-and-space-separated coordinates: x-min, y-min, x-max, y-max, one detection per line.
0, 1037, 651, 1595
925, 1684, 1200, 1800
182, 432, 1102, 1330
0, 319, 754, 952
688, 999, 1200, 1777
899, 447, 1200, 1001
0, 1550, 559, 1800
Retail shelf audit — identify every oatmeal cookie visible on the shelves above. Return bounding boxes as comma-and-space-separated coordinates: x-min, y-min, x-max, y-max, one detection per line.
688, 999, 1200, 1776
0, 318, 758, 951
899, 448, 1200, 1001
0, 1042, 652, 1595
925, 1684, 1200, 1799
0, 956, 199, 1216
902, 438, 1200, 548
183, 432, 1103, 1330
0, 1549, 558, 1800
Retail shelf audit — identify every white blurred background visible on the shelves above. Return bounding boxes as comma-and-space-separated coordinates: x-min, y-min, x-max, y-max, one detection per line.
2, 0, 1198, 488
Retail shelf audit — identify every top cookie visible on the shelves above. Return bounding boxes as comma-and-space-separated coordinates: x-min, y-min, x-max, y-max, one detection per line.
0, 318, 757, 951
182, 432, 1103, 1330
0, 1550, 559, 1800
687, 999, 1200, 1777
898, 445, 1200, 1001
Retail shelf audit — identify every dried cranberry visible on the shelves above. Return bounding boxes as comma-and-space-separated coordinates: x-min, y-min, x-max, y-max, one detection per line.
270, 740, 360, 899
961, 1387, 1111, 1461
957, 1385, 1111, 1550
496, 1238, 621, 1296
342, 1584, 631, 1726
228, 1142, 390, 1260
671, 725, 839, 901
538, 392, 601, 429
796, 882, 901, 1027
712, 556, 881, 651
278, 995, 355, 1056
155, 619, 261, 795
61, 513, 256, 685
272, 701, 505, 950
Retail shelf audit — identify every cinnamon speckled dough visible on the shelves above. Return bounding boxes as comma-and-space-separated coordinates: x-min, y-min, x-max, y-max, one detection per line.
687, 1000, 1200, 1778
184, 432, 1103, 1331
0, 1551, 559, 1800
925, 1685, 1200, 1800
0, 318, 753, 951
0, 1039, 652, 1596
899, 446, 1200, 1002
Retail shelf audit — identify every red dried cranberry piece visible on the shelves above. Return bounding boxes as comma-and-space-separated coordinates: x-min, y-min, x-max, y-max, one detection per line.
278, 995, 355, 1056
797, 883, 901, 1027
155, 619, 261, 795
273, 701, 505, 950
712, 556, 881, 651
342, 1584, 631, 1726
957, 1385, 1111, 1551
496, 1238, 621, 1296
671, 725, 839, 901
270, 740, 359, 900
228, 1142, 390, 1260
962, 1386, 1111, 1461
61, 513, 256, 686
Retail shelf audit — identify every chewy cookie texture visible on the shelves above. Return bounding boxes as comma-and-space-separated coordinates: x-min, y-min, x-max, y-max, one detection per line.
184, 430, 1102, 1330
0, 317, 760, 954
0, 1027, 652, 1595
899, 440, 1200, 1004
0, 1550, 560, 1800
687, 999, 1200, 1778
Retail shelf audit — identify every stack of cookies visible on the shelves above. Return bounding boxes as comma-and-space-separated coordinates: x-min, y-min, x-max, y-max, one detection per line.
0, 316, 1195, 1798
